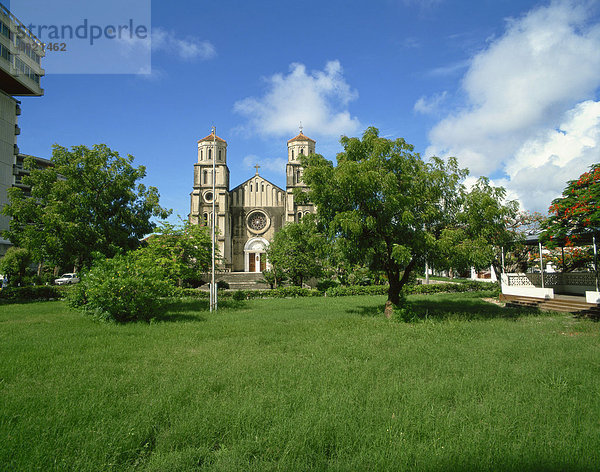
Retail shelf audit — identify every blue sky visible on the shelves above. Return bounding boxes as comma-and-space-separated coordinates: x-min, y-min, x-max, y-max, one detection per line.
12, 0, 600, 219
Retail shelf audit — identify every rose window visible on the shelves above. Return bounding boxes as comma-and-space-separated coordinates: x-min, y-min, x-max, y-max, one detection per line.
248, 211, 267, 231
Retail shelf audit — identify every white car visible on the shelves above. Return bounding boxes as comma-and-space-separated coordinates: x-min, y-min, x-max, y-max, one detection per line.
54, 273, 80, 285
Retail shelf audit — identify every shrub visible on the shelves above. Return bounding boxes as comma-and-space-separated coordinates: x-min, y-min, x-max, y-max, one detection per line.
325, 285, 388, 297
404, 281, 500, 295
170, 281, 498, 302
270, 286, 318, 298
217, 280, 230, 289
68, 253, 173, 322
0, 247, 32, 286
316, 279, 338, 292
0, 285, 63, 302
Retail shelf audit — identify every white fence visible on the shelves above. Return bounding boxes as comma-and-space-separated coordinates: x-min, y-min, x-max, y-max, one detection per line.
502, 271, 598, 296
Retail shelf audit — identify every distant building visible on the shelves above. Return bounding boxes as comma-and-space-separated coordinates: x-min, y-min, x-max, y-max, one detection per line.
189, 129, 316, 272
0, 3, 45, 255
12, 153, 52, 195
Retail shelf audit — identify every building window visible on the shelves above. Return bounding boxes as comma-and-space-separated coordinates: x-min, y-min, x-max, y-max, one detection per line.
219, 149, 222, 161
203, 170, 208, 184
0, 43, 9, 62
203, 212, 208, 224
300, 148, 304, 155
250, 184, 252, 192
208, 148, 212, 159
291, 149, 294, 159
297, 211, 302, 221
200, 149, 203, 160
261, 184, 264, 192
0, 21, 10, 39
247, 210, 269, 233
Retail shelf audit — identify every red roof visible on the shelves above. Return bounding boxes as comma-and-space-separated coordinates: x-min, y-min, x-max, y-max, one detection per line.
198, 133, 227, 143
287, 132, 315, 143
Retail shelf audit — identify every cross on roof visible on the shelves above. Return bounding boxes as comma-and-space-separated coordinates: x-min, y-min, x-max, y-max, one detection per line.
254, 164, 260, 175
299, 121, 303, 134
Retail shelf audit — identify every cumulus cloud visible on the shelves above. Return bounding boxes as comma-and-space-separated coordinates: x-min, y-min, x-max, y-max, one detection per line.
234, 61, 360, 138
414, 91, 448, 114
242, 155, 287, 175
504, 100, 600, 210
425, 0, 600, 211
117, 27, 216, 63
151, 28, 216, 61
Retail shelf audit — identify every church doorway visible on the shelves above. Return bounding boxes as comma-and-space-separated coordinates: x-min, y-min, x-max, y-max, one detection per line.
244, 237, 269, 273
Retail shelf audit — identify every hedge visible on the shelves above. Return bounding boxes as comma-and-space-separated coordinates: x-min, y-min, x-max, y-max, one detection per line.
0, 280, 499, 303
0, 285, 66, 302
178, 281, 499, 300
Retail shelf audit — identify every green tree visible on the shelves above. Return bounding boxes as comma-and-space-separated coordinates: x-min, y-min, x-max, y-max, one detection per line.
137, 221, 213, 287
68, 251, 174, 323
267, 216, 327, 287
301, 127, 515, 305
2, 144, 170, 270
0, 247, 31, 286
434, 178, 519, 277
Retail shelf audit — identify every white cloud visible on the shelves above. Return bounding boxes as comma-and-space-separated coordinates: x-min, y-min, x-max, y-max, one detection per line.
414, 91, 447, 114
151, 28, 216, 61
242, 155, 287, 175
425, 0, 600, 211
234, 61, 360, 139
504, 100, 600, 210
426, 59, 470, 77
117, 27, 216, 63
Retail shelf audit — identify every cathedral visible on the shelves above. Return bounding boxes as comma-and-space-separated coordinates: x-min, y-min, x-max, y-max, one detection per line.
189, 129, 316, 272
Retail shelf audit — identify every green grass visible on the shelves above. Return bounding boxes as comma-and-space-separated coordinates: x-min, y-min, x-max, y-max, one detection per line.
1, 293, 599, 471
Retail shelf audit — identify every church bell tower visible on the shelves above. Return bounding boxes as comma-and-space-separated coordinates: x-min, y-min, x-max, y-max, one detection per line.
285, 125, 316, 223
189, 130, 232, 268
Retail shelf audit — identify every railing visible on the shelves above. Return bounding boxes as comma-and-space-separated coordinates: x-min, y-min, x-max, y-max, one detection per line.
504, 272, 597, 292
503, 273, 535, 287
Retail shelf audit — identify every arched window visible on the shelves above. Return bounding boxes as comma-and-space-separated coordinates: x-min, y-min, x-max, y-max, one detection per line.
297, 211, 302, 221
250, 184, 253, 192
203, 170, 208, 184
200, 149, 203, 160
262, 184, 264, 192
219, 150, 222, 161
300, 148, 304, 155
203, 212, 208, 224
208, 148, 212, 159
291, 149, 294, 159
296, 170, 301, 183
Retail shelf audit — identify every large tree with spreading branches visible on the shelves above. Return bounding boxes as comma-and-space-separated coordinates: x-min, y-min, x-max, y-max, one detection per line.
300, 127, 517, 305
2, 144, 170, 271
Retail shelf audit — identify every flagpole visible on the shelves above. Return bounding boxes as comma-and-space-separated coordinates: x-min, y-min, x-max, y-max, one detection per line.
211, 126, 217, 312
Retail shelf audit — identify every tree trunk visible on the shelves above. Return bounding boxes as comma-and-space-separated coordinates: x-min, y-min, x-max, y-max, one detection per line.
387, 258, 418, 306
387, 269, 401, 305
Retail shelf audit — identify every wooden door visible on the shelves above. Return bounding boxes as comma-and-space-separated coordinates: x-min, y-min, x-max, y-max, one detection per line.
260, 253, 266, 272
249, 253, 255, 272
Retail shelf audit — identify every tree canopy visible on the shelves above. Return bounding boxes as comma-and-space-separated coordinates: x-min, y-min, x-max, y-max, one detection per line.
2, 144, 170, 270
544, 163, 600, 245
137, 220, 213, 287
266, 216, 327, 287
0, 246, 31, 286
301, 127, 516, 304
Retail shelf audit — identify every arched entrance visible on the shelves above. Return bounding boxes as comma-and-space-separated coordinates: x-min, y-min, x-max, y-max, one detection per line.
244, 237, 270, 273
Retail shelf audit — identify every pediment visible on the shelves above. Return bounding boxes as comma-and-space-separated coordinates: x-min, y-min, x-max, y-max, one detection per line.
231, 174, 284, 193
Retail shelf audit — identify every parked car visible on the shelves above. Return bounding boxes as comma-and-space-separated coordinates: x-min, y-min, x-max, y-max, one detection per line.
54, 273, 80, 285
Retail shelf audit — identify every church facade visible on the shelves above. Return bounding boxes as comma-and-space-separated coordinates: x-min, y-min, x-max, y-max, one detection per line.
189, 129, 316, 272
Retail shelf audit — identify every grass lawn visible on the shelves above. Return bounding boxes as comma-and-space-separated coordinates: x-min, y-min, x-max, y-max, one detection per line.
1, 292, 599, 471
